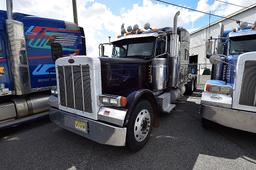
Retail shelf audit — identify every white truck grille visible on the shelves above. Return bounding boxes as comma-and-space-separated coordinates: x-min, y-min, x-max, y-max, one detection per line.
233, 52, 256, 112
55, 56, 102, 120
239, 61, 256, 107
57, 65, 92, 113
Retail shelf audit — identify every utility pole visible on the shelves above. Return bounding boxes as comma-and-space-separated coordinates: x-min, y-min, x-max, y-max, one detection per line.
72, 0, 78, 25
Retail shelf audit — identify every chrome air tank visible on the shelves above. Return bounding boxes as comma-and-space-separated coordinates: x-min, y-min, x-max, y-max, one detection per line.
152, 58, 167, 90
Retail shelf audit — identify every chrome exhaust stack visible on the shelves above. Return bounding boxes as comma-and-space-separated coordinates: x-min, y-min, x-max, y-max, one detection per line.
6, 0, 13, 20
72, 0, 78, 25
217, 23, 224, 54
170, 11, 180, 88
6, 0, 31, 95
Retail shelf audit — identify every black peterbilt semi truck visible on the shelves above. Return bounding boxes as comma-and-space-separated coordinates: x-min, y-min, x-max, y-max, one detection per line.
49, 11, 193, 151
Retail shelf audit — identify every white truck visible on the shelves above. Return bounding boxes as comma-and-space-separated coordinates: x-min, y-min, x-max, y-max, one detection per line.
49, 11, 193, 151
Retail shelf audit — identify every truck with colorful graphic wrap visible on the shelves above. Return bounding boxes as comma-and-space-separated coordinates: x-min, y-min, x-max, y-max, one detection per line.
0, 1, 85, 128
201, 21, 256, 133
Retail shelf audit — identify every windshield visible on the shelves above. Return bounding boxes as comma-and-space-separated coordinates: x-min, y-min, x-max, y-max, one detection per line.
229, 34, 256, 55
112, 38, 155, 59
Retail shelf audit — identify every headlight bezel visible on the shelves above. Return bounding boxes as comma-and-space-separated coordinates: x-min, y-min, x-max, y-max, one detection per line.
205, 84, 233, 95
99, 95, 127, 107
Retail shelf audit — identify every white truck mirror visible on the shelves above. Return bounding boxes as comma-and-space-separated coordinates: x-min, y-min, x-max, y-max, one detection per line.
209, 54, 222, 65
206, 40, 213, 59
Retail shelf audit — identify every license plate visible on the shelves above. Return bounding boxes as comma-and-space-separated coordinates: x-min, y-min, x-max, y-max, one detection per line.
74, 120, 88, 133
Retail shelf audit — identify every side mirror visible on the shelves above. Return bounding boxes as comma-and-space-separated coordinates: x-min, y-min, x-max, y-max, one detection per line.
206, 40, 213, 59
99, 43, 112, 57
51, 43, 63, 61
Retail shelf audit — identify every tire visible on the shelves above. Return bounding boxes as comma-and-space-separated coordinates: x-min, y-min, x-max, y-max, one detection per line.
126, 100, 153, 151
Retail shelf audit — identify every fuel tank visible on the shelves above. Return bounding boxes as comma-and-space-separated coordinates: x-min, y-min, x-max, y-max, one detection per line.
100, 57, 151, 96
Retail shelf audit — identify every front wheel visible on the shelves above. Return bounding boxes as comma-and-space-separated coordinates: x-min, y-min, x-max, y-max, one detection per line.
126, 100, 153, 151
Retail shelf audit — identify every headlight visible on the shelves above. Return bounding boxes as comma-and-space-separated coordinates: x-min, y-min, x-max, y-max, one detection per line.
51, 89, 58, 96
99, 95, 127, 107
205, 84, 233, 95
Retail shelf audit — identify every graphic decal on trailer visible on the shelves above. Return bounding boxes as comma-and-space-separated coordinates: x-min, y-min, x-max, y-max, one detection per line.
24, 26, 82, 88
26, 26, 81, 52
32, 64, 55, 76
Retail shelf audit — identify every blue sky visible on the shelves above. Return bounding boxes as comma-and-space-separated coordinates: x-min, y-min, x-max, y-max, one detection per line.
0, 0, 254, 55
94, 0, 226, 30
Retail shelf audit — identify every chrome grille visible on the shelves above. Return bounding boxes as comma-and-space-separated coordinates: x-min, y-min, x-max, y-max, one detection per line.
57, 65, 92, 113
239, 61, 256, 107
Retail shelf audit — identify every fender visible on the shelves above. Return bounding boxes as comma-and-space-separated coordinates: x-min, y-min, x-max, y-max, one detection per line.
124, 89, 160, 127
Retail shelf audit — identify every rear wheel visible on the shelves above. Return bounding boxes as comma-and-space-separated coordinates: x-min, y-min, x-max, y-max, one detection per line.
126, 100, 153, 151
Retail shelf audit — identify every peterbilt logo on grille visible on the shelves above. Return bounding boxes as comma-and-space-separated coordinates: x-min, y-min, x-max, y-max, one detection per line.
68, 58, 75, 64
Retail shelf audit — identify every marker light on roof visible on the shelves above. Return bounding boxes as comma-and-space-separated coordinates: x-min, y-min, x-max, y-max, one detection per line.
240, 22, 248, 30
133, 24, 139, 32
144, 23, 151, 30
127, 25, 132, 32
121, 23, 126, 35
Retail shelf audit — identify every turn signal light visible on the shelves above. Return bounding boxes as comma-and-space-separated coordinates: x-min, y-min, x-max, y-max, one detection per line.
0, 67, 5, 74
120, 96, 128, 107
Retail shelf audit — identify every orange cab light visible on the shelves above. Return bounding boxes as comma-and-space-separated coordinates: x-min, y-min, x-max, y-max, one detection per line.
151, 28, 158, 32
120, 96, 128, 107
0, 67, 5, 74
137, 29, 144, 34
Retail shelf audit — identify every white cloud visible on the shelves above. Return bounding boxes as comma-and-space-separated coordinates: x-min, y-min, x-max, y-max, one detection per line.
0, 0, 255, 56
196, 0, 256, 17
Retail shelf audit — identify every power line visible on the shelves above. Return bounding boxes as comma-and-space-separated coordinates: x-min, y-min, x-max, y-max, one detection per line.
155, 0, 254, 25
215, 0, 246, 8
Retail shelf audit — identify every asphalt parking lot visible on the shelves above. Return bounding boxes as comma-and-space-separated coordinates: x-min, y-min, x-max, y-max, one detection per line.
1, 96, 256, 170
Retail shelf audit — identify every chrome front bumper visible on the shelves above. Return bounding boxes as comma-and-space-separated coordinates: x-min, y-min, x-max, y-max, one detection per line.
201, 104, 256, 133
49, 108, 127, 146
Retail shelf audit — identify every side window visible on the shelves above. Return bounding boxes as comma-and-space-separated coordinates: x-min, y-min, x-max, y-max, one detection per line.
155, 37, 166, 56
112, 45, 127, 58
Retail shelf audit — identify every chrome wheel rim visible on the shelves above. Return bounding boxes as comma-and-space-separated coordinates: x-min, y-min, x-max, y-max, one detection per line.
134, 109, 151, 142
